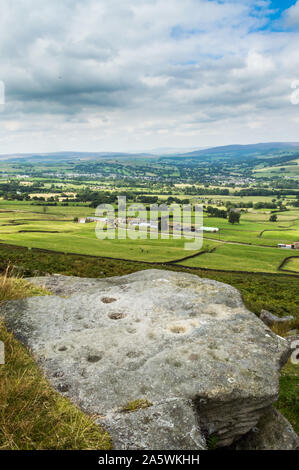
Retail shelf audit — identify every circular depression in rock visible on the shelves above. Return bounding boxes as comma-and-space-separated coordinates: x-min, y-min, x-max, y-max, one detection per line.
109, 312, 127, 320
54, 343, 75, 353
87, 354, 103, 363
101, 297, 117, 304
169, 325, 187, 334
126, 351, 142, 358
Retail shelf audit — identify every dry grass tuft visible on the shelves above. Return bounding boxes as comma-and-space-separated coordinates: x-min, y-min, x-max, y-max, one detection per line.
0, 264, 51, 304
0, 265, 111, 450
121, 399, 153, 413
271, 318, 299, 337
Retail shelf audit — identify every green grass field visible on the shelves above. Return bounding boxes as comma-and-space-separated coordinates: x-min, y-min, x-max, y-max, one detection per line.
283, 257, 299, 273
0, 200, 298, 273
177, 242, 299, 273
253, 159, 299, 179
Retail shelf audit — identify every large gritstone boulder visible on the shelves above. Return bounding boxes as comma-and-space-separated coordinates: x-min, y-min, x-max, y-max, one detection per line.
0, 269, 293, 449
232, 407, 299, 450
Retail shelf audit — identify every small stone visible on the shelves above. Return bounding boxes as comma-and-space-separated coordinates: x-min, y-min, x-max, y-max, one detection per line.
57, 383, 69, 393
260, 309, 294, 327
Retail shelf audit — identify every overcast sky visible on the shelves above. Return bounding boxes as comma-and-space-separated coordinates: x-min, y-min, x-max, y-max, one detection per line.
0, 0, 299, 154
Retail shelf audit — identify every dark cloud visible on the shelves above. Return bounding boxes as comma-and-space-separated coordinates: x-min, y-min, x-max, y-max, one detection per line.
0, 0, 298, 152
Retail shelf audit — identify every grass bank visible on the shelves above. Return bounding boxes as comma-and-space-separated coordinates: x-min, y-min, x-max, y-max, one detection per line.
0, 243, 297, 319
0, 270, 111, 450
0, 243, 298, 445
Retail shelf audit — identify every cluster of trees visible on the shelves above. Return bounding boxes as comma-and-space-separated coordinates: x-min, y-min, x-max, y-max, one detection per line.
237, 201, 253, 208
253, 201, 287, 211
75, 191, 194, 207
165, 196, 190, 205
72, 189, 117, 207
228, 210, 241, 224
235, 188, 298, 197
88, 193, 118, 208
0, 180, 47, 201
138, 195, 159, 204
205, 205, 240, 223
291, 196, 299, 207
183, 186, 230, 196
2, 192, 30, 201
137, 195, 190, 205
32, 202, 58, 207
206, 206, 227, 218
253, 202, 278, 210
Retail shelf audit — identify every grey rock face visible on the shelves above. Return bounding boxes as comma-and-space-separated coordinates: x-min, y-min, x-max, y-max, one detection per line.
233, 407, 299, 450
260, 309, 294, 328
286, 335, 299, 346
104, 399, 206, 450
0, 270, 292, 449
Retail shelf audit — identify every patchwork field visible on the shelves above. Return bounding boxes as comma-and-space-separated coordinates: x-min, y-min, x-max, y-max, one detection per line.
177, 242, 298, 273
253, 159, 299, 179
283, 257, 299, 273
201, 216, 299, 246
0, 199, 298, 273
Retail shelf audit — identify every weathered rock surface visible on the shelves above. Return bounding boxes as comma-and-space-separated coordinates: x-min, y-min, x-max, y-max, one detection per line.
232, 406, 299, 450
260, 309, 294, 328
285, 335, 299, 346
0, 270, 293, 449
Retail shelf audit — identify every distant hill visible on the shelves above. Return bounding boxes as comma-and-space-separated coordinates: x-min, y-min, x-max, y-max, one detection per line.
174, 142, 299, 159
1, 142, 299, 162
0, 151, 155, 162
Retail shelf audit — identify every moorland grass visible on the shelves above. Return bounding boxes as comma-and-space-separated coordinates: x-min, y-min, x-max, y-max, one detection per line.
0, 270, 111, 450
275, 361, 299, 434
0, 243, 298, 318
0, 244, 298, 439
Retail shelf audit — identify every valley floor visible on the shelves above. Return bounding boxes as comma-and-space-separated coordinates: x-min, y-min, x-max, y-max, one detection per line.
0, 201, 299, 274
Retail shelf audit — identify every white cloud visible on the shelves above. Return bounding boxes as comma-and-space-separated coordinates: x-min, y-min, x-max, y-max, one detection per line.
245, 50, 275, 75
3, 121, 20, 132
284, 1, 299, 29
141, 76, 170, 87
0, 0, 298, 152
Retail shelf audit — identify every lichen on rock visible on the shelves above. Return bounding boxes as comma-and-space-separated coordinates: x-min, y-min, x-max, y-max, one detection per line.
0, 269, 295, 450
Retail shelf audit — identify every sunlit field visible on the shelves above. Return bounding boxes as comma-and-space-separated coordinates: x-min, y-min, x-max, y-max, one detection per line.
0, 199, 298, 272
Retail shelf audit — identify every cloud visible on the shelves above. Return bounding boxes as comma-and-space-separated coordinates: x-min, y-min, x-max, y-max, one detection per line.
0, 0, 298, 152
284, 1, 299, 29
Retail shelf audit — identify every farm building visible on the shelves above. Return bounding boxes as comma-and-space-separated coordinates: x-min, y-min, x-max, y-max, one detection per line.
278, 242, 299, 249
78, 217, 92, 224
130, 220, 158, 229
200, 226, 219, 233
77, 217, 109, 224
88, 217, 109, 222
